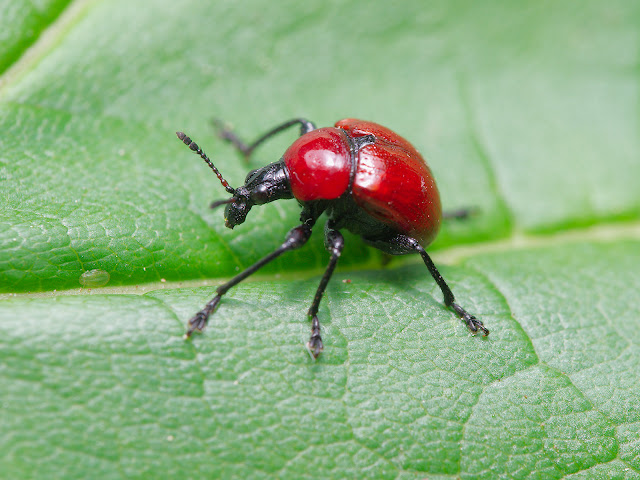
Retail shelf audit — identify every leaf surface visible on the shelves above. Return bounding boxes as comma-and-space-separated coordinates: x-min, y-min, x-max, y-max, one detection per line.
1, 1, 639, 479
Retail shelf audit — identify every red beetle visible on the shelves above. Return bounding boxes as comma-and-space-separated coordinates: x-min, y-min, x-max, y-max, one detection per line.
177, 118, 488, 358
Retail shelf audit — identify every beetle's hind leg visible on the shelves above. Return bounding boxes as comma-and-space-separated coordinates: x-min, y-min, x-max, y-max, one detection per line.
306, 223, 345, 358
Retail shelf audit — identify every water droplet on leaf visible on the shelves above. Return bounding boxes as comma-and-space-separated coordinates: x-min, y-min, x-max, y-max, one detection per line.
79, 269, 110, 288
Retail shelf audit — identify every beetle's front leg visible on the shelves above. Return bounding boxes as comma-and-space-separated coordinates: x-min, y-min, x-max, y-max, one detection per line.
306, 224, 344, 358
185, 223, 313, 338
213, 118, 316, 161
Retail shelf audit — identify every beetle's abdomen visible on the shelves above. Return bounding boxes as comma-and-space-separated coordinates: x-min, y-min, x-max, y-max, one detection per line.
283, 128, 352, 202
336, 119, 442, 246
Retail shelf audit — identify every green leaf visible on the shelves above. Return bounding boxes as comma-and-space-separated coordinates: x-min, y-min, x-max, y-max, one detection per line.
0, 0, 70, 73
1, 1, 639, 479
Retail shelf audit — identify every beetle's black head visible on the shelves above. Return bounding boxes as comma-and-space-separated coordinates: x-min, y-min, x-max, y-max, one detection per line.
176, 132, 293, 229
220, 160, 293, 229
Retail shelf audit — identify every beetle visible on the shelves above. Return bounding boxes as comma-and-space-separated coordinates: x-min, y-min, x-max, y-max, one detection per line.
177, 118, 488, 358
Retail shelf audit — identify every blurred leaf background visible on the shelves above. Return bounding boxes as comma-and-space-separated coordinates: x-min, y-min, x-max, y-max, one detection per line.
1, 1, 639, 479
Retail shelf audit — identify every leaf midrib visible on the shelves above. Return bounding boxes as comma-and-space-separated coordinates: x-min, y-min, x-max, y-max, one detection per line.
1, 220, 637, 300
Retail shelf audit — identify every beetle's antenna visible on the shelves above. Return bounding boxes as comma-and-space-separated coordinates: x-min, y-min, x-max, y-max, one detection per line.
176, 132, 236, 195
210, 197, 235, 209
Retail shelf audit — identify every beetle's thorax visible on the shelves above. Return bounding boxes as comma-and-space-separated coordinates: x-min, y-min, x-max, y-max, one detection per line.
281, 127, 375, 203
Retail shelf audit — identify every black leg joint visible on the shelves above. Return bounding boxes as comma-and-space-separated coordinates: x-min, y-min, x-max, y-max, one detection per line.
324, 226, 345, 256
297, 119, 316, 135
283, 224, 312, 250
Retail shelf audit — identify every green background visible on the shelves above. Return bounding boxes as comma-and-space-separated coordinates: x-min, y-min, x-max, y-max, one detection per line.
1, 1, 639, 479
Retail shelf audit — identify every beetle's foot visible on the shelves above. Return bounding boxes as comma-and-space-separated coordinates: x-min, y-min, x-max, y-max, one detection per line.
185, 312, 208, 339
306, 335, 324, 359
212, 118, 234, 142
466, 315, 489, 336
451, 302, 489, 336
184, 295, 221, 339
212, 118, 252, 160
306, 315, 324, 359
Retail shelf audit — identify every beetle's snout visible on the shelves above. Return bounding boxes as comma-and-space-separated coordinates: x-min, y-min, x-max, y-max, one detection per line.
223, 189, 252, 229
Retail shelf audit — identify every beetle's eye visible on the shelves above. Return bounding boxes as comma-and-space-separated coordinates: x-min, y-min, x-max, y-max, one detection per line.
245, 169, 259, 183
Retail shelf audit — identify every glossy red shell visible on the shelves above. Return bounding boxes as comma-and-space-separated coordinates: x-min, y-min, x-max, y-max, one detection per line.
283, 119, 442, 246
283, 128, 352, 202
336, 119, 442, 246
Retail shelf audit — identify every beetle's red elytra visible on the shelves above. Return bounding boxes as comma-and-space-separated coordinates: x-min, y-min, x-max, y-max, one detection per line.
177, 118, 488, 358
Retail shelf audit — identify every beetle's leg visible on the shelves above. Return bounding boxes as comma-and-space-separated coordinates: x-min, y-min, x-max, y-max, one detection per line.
412, 242, 489, 336
185, 222, 314, 338
442, 208, 478, 220
363, 234, 488, 336
306, 224, 345, 359
213, 118, 316, 161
